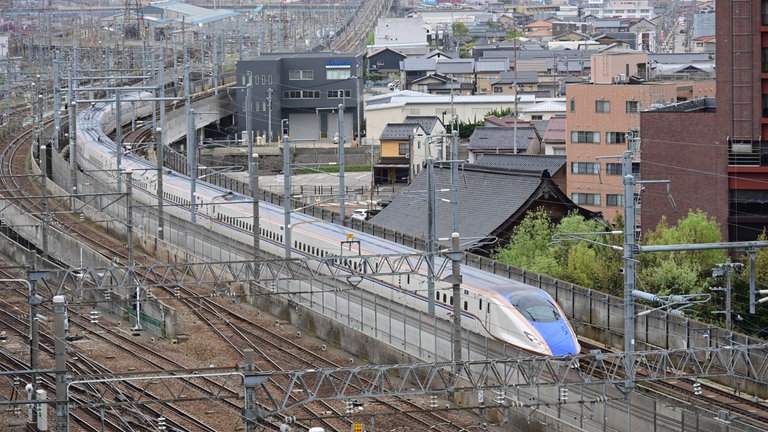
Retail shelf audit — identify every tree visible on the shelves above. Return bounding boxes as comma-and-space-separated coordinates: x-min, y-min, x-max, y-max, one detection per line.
451, 22, 470, 42
492, 210, 618, 290
637, 210, 724, 296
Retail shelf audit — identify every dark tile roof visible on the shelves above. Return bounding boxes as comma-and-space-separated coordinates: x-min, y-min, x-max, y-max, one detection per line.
472, 153, 566, 175
403, 116, 442, 134
468, 126, 539, 152
379, 123, 424, 140
493, 70, 538, 85
369, 165, 591, 252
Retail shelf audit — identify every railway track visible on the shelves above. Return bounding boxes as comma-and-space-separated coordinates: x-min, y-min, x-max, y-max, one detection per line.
0, 114, 487, 430
3, 88, 767, 430
578, 340, 768, 429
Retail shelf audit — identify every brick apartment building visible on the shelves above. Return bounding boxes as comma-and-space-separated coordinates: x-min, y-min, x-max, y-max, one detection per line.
565, 52, 715, 223
641, 1, 768, 242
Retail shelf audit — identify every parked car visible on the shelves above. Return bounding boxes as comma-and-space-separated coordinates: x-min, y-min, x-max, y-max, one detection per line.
351, 208, 381, 221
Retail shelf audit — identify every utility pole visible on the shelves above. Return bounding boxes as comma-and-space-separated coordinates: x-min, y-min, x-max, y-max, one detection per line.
267, 88, 273, 145
282, 119, 291, 260
53, 295, 68, 431
448, 233, 463, 364
338, 97, 346, 224
711, 259, 742, 335
245, 73, 259, 256
426, 157, 436, 316
621, 151, 637, 395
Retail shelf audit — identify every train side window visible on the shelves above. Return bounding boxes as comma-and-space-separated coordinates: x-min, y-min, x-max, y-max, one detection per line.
449, 296, 453, 305
463, 300, 468, 311
479, 299, 483, 310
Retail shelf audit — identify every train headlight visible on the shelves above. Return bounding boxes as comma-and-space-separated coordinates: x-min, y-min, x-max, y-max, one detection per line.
524, 331, 542, 346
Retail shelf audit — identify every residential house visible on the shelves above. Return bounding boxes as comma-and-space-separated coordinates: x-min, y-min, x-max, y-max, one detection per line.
400, 57, 437, 89
375, 123, 428, 185
524, 19, 554, 38
435, 58, 476, 86
365, 92, 546, 145
521, 100, 566, 121
541, 115, 567, 156
475, 59, 510, 95
404, 115, 448, 159
407, 73, 473, 95
467, 125, 542, 162
367, 47, 407, 76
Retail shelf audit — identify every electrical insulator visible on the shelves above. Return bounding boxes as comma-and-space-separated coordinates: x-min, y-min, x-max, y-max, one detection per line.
693, 382, 702, 396
346, 400, 354, 414
174, 287, 181, 298
430, 395, 437, 408
496, 392, 505, 405
104, 290, 112, 301
157, 415, 166, 431
559, 387, 569, 402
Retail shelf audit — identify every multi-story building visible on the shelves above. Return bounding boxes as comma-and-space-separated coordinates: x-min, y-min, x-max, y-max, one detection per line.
236, 52, 363, 144
565, 52, 715, 222
715, 0, 768, 241
641, 1, 768, 242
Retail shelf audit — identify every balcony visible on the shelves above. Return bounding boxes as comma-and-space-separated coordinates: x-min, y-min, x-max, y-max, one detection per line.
728, 140, 768, 166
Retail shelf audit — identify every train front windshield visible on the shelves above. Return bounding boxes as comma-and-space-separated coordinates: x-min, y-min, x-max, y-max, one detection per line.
508, 293, 561, 323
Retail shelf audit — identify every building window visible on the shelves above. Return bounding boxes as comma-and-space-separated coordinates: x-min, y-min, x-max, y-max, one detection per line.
606, 194, 624, 206
327, 90, 351, 98
326, 68, 351, 80
571, 131, 600, 143
571, 162, 599, 174
531, 115, 543, 120
606, 163, 622, 175
493, 86, 503, 93
606, 132, 627, 144
399, 143, 409, 156
283, 90, 320, 99
289, 70, 314, 80
626, 100, 639, 112
595, 100, 611, 113
571, 193, 600, 205
570, 98, 575, 112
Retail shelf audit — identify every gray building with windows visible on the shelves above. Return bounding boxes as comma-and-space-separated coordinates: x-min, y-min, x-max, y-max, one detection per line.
235, 52, 363, 144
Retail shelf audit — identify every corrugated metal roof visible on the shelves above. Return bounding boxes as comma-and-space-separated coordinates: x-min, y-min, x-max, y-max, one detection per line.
523, 100, 566, 113
144, 1, 239, 25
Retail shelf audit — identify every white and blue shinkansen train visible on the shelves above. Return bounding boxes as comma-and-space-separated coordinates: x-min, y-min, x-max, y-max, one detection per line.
74, 91, 581, 357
